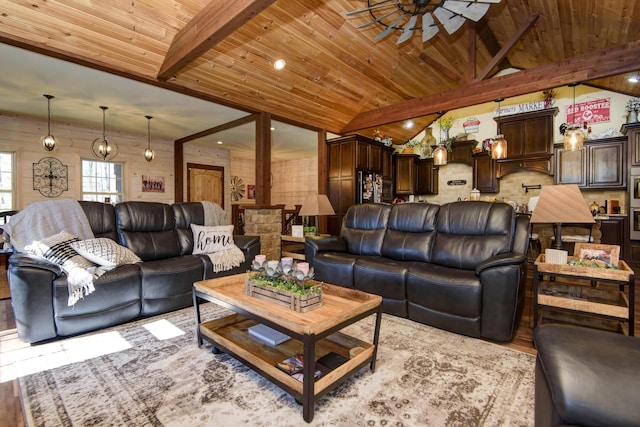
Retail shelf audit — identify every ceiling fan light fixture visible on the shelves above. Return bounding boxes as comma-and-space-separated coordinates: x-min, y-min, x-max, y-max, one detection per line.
144, 115, 155, 162
40, 94, 58, 152
91, 106, 118, 161
564, 82, 584, 151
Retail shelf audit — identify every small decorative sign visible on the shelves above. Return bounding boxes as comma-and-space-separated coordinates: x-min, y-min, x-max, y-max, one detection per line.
463, 117, 480, 133
142, 175, 165, 192
447, 180, 467, 186
496, 100, 547, 116
566, 98, 610, 124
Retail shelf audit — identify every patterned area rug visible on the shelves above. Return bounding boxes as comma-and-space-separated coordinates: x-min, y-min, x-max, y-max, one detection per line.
2, 304, 535, 426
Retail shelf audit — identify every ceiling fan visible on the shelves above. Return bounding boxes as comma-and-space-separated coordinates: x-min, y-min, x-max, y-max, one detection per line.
348, 0, 501, 44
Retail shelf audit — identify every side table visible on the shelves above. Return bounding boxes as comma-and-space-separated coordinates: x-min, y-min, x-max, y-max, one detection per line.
532, 254, 635, 336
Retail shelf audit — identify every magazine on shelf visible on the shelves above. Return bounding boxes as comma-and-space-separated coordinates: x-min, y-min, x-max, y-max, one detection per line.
248, 324, 291, 346
276, 353, 331, 382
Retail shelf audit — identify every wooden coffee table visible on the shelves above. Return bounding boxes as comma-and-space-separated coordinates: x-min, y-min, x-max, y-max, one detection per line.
192, 273, 383, 423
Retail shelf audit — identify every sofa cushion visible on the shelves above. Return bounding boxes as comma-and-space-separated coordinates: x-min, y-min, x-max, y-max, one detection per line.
312, 252, 359, 288
173, 202, 205, 255
191, 224, 236, 254
353, 256, 408, 317
70, 238, 141, 270
116, 202, 180, 261
407, 263, 482, 319
432, 201, 514, 270
341, 203, 392, 256
78, 200, 118, 241
381, 203, 439, 262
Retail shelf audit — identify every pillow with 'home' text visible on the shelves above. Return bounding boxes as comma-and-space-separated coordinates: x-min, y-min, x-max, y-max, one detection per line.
190, 224, 236, 254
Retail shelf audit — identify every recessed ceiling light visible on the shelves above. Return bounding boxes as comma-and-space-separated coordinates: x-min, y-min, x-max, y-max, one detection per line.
273, 59, 286, 70
405, 120, 414, 129
270, 127, 276, 131
628, 73, 639, 83
217, 141, 223, 145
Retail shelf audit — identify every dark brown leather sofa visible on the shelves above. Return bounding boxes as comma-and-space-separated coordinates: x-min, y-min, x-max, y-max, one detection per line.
8, 201, 260, 343
305, 201, 529, 342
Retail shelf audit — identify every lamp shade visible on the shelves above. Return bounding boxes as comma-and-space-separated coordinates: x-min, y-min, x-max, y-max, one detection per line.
433, 145, 447, 166
491, 134, 507, 159
529, 184, 594, 225
298, 194, 335, 217
563, 124, 584, 151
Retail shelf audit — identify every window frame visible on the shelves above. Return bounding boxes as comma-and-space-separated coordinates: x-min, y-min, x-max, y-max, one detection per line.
0, 151, 15, 211
80, 158, 125, 203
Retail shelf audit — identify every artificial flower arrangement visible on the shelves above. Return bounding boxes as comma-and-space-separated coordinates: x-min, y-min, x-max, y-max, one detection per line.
436, 116, 456, 130
245, 255, 323, 311
626, 97, 640, 112
373, 129, 393, 146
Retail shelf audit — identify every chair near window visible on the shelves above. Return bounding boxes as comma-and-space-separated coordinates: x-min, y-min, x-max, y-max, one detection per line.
0, 210, 19, 269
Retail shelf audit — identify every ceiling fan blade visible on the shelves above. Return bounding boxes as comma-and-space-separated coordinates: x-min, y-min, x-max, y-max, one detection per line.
357, 10, 398, 29
433, 7, 466, 34
375, 13, 406, 41
396, 14, 418, 44
442, 0, 490, 22
421, 13, 439, 42
346, 0, 399, 16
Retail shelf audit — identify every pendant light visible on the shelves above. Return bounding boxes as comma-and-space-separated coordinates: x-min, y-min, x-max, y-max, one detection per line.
433, 112, 447, 166
40, 94, 58, 151
92, 106, 118, 160
564, 82, 584, 151
491, 98, 508, 160
144, 115, 155, 162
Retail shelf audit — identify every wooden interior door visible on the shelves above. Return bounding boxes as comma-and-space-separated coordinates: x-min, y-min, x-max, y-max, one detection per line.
187, 163, 224, 208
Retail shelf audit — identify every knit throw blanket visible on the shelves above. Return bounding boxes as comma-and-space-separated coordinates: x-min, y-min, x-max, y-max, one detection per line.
2, 199, 100, 305
198, 201, 244, 272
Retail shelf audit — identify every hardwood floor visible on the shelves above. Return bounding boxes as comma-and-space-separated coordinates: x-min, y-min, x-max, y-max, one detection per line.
0, 265, 637, 426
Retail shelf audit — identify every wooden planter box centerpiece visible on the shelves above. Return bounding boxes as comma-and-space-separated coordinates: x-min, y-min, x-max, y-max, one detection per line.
244, 257, 323, 312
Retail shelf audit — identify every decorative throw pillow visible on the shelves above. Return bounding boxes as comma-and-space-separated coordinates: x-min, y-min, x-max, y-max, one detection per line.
190, 224, 236, 254
25, 230, 95, 270
71, 238, 141, 270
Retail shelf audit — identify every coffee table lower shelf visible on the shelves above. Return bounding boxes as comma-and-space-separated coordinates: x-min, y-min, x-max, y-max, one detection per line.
199, 314, 376, 397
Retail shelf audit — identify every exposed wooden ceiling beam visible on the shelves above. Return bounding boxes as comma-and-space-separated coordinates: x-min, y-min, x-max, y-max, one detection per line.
476, 18, 511, 72
176, 113, 258, 144
418, 53, 463, 84
341, 39, 640, 133
157, 0, 276, 81
476, 13, 539, 81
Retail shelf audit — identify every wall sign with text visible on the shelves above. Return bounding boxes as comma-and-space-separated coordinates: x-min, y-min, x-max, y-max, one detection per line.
566, 98, 610, 124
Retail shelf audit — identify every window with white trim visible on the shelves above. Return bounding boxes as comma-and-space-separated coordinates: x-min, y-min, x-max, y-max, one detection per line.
0, 152, 14, 211
81, 159, 124, 203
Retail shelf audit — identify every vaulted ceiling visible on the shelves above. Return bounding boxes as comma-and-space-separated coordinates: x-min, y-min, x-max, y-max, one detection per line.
1, 0, 640, 145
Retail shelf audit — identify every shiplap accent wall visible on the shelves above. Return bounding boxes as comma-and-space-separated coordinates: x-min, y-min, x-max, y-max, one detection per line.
0, 114, 175, 209
0, 114, 318, 223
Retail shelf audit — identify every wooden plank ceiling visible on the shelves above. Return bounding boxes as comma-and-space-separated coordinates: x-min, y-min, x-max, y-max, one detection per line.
1, 0, 640, 143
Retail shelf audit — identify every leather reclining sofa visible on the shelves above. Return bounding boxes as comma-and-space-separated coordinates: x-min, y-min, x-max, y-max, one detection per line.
8, 201, 260, 344
305, 201, 529, 342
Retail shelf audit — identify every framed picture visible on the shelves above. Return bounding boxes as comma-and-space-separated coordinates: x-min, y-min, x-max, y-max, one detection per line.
574, 243, 620, 265
247, 184, 255, 199
142, 175, 165, 193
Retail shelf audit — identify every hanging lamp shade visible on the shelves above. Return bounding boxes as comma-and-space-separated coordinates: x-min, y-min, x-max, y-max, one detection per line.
564, 82, 584, 151
433, 144, 447, 166
144, 115, 155, 162
491, 134, 508, 160
491, 98, 508, 159
92, 106, 118, 160
40, 94, 58, 152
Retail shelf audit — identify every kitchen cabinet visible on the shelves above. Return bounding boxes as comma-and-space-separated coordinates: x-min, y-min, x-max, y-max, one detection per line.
472, 152, 499, 193
599, 216, 628, 261
621, 122, 640, 167
495, 108, 558, 177
448, 140, 475, 166
554, 137, 626, 189
327, 135, 394, 235
394, 154, 438, 196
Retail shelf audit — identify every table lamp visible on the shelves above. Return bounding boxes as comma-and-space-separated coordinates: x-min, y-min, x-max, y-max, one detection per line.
529, 184, 595, 250
298, 194, 335, 236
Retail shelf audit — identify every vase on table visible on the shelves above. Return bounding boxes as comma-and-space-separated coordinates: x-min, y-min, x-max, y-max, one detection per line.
442, 128, 450, 142
628, 109, 638, 123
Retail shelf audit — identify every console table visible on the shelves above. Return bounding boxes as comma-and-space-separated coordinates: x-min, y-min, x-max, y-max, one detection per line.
532, 254, 635, 336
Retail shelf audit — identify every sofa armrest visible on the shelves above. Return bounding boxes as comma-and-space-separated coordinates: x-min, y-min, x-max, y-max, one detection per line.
8, 253, 59, 343
9, 252, 63, 275
475, 252, 527, 274
233, 235, 260, 252
304, 235, 347, 263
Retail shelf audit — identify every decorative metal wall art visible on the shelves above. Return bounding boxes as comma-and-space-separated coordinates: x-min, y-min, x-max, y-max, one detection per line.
33, 157, 68, 198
